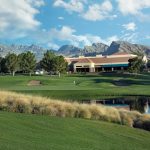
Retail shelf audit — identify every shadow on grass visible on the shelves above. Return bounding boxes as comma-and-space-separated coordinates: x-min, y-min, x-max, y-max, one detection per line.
92, 78, 150, 86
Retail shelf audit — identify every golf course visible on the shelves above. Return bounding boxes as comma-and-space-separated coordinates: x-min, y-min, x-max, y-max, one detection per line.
0, 73, 150, 150
0, 73, 150, 101
1, 0, 150, 149
0, 111, 150, 150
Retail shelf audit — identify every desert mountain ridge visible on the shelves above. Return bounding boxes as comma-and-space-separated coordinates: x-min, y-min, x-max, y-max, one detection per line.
0, 41, 150, 59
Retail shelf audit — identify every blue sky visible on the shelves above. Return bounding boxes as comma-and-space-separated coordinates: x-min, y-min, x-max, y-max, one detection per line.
0, 0, 150, 50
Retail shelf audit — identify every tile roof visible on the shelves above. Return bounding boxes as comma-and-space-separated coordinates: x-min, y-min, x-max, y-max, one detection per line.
76, 58, 93, 63
65, 58, 92, 63
89, 57, 130, 64
65, 53, 136, 65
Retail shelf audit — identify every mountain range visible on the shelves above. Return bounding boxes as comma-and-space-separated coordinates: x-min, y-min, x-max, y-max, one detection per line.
0, 41, 150, 60
0, 44, 45, 60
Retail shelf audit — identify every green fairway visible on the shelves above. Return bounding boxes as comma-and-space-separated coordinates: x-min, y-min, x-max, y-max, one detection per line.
0, 73, 150, 100
0, 111, 150, 150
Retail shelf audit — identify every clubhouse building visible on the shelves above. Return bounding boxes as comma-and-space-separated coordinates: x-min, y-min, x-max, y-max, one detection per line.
65, 52, 138, 73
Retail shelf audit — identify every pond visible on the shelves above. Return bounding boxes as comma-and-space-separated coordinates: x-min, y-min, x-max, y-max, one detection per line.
145, 104, 150, 114
105, 103, 150, 114
83, 96, 150, 114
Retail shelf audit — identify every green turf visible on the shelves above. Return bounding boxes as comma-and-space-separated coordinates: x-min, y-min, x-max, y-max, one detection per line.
0, 111, 150, 150
0, 73, 150, 100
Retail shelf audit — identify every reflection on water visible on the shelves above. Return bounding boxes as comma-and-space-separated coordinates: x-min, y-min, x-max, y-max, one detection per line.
105, 97, 150, 114
128, 97, 150, 114
145, 104, 150, 114
84, 96, 150, 114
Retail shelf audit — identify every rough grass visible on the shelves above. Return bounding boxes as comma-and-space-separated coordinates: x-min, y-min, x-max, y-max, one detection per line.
0, 91, 150, 131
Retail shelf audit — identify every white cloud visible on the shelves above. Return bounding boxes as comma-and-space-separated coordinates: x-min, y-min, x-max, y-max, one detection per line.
121, 33, 138, 43
0, 0, 44, 38
54, 27, 132, 46
33, 25, 139, 49
122, 22, 137, 31
106, 35, 119, 45
33, 23, 139, 48
82, 1, 115, 21
53, 0, 116, 21
33, 26, 109, 47
49, 26, 103, 46
117, 0, 150, 19
53, 0, 86, 13
145, 35, 150, 39
104, 33, 138, 45
47, 43, 60, 50
26, 0, 45, 7
40, 26, 122, 47
58, 16, 64, 20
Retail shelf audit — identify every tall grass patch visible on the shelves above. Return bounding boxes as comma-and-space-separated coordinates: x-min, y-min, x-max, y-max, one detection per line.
0, 91, 150, 131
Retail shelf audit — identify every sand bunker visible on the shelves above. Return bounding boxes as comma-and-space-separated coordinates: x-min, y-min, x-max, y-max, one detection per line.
28, 80, 41, 86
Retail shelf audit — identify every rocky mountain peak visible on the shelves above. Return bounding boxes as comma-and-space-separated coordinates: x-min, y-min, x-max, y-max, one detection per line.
107, 41, 150, 57
0, 41, 150, 59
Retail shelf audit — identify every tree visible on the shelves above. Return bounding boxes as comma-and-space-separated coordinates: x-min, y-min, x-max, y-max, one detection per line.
41, 51, 55, 72
128, 57, 144, 73
147, 60, 150, 68
18, 53, 26, 73
41, 51, 67, 75
20, 51, 36, 76
0, 56, 2, 73
52, 56, 68, 75
0, 57, 7, 73
5, 53, 18, 76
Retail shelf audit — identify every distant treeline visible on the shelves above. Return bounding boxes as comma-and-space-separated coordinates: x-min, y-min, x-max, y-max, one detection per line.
0, 51, 67, 76
0, 51, 149, 76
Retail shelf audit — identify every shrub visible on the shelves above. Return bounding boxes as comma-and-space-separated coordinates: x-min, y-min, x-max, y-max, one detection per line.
0, 91, 150, 131
77, 105, 92, 119
133, 114, 150, 131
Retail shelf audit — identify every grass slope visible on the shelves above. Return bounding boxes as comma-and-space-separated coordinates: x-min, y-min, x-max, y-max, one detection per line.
0, 73, 150, 100
0, 111, 150, 150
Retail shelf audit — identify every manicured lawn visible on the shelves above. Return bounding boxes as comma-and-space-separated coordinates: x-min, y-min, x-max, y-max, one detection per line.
0, 111, 150, 150
0, 73, 150, 100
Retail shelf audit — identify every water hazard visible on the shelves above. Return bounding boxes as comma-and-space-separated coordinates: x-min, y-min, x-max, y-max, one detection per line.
83, 96, 150, 114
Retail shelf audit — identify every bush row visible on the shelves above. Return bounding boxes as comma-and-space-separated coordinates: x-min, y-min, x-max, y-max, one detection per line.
0, 91, 150, 131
